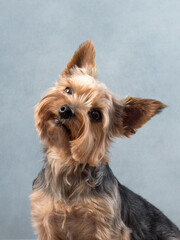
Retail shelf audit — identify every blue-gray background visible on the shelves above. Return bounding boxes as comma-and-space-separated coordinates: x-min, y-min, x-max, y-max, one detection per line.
0, 0, 180, 238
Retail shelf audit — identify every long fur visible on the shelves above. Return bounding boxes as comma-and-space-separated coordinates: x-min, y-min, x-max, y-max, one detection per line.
30, 40, 180, 240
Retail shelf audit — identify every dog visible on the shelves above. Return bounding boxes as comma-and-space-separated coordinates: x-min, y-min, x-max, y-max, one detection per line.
30, 40, 180, 240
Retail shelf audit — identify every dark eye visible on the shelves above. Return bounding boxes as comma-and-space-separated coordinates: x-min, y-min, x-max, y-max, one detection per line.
64, 87, 73, 95
89, 110, 102, 122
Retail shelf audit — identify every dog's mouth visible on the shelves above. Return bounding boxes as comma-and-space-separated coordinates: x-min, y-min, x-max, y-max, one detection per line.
54, 117, 72, 138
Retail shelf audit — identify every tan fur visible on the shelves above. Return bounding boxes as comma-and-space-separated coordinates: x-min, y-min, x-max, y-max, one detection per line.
30, 185, 130, 240
30, 147, 130, 240
30, 40, 165, 240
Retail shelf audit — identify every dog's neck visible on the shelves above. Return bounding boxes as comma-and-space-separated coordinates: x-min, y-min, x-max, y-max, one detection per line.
43, 145, 108, 202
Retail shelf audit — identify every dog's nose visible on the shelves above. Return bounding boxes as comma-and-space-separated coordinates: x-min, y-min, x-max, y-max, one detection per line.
59, 105, 74, 119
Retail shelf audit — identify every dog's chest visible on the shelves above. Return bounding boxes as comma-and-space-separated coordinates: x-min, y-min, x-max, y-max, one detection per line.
56, 199, 125, 240
54, 200, 98, 239
30, 188, 121, 240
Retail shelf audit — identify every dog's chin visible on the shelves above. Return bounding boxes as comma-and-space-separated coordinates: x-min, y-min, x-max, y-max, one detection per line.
54, 118, 72, 140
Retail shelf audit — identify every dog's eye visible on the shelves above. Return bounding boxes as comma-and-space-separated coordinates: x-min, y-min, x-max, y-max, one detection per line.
89, 110, 102, 122
64, 87, 73, 95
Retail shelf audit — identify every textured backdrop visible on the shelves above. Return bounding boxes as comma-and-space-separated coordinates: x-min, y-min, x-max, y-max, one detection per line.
0, 0, 180, 238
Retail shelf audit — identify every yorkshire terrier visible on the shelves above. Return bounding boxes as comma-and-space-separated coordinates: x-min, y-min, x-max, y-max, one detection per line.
30, 40, 180, 240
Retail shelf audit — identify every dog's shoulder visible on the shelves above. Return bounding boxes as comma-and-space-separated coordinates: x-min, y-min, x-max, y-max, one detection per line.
117, 181, 180, 240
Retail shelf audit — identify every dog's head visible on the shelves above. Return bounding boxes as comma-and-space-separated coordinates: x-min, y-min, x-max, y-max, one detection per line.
35, 40, 166, 165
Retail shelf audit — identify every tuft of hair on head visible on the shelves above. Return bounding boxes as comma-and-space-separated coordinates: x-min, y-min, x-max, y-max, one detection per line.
61, 39, 97, 77
111, 96, 167, 137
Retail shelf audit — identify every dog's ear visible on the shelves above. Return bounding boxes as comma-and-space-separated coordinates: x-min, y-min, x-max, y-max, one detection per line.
112, 96, 166, 137
62, 40, 96, 75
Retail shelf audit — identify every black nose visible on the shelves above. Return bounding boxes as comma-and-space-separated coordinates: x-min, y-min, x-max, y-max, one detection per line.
59, 105, 74, 119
